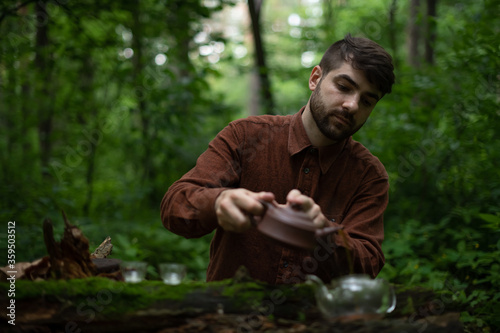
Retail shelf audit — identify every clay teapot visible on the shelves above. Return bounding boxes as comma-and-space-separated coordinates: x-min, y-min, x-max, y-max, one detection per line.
306, 274, 396, 320
252, 200, 342, 250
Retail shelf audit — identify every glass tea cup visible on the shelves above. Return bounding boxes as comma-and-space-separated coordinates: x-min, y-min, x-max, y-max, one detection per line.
120, 261, 148, 283
159, 263, 187, 285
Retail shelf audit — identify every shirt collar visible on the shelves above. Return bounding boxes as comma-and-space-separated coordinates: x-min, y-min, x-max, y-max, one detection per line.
288, 107, 349, 174
288, 107, 311, 156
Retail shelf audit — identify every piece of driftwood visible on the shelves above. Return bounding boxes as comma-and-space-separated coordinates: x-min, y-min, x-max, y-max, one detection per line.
42, 211, 97, 279
0, 212, 121, 282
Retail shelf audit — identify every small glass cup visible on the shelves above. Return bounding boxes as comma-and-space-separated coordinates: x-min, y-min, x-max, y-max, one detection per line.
159, 263, 186, 285
120, 261, 147, 283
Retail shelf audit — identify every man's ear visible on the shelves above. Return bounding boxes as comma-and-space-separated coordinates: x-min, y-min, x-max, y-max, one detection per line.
309, 65, 323, 91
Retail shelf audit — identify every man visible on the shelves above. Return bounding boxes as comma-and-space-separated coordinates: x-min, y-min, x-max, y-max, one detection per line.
161, 34, 395, 284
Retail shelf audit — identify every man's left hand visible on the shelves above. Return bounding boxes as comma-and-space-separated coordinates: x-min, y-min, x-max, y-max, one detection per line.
285, 189, 329, 228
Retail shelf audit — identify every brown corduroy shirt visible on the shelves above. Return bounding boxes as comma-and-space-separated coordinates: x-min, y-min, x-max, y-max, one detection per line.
161, 109, 388, 284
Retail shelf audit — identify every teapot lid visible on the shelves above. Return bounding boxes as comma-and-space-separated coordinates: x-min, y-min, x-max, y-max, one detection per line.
263, 202, 317, 231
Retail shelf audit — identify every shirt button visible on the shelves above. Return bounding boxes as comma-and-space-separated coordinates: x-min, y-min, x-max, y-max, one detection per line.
309, 148, 317, 153
283, 261, 289, 268
331, 218, 336, 222
303, 168, 310, 174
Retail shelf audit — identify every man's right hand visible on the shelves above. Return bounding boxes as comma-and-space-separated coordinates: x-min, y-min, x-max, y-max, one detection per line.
215, 189, 275, 232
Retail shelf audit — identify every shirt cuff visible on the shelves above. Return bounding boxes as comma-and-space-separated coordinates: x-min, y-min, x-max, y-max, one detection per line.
193, 187, 228, 231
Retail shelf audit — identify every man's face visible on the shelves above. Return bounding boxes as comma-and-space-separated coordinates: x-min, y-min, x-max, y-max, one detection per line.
308, 61, 381, 143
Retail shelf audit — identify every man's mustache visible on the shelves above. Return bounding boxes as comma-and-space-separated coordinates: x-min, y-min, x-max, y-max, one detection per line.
332, 109, 354, 126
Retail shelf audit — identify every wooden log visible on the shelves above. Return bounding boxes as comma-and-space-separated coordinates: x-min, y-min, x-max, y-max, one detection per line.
0, 277, 464, 333
0, 212, 466, 332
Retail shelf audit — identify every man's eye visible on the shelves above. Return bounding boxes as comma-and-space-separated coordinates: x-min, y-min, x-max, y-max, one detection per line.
337, 84, 349, 92
362, 98, 373, 107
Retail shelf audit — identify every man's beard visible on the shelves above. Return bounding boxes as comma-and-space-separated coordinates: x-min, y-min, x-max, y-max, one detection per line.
309, 83, 365, 142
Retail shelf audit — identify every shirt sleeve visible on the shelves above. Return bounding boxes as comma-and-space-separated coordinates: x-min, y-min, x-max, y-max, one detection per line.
160, 122, 243, 238
327, 169, 388, 279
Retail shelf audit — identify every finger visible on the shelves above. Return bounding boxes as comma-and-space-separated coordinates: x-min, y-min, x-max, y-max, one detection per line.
221, 216, 253, 232
286, 190, 304, 210
217, 199, 252, 232
286, 190, 314, 211
216, 196, 244, 222
234, 191, 273, 216
286, 189, 302, 202
312, 214, 329, 228
215, 189, 273, 232
308, 204, 322, 218
256, 191, 275, 203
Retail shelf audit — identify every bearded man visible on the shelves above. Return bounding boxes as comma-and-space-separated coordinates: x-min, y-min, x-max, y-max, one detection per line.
161, 34, 395, 284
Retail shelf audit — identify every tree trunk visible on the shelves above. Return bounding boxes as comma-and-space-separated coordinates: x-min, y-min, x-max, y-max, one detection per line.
248, 0, 274, 115
425, 0, 437, 65
35, 0, 53, 178
250, 69, 260, 116
388, 0, 398, 69
82, 129, 97, 216
170, 0, 195, 78
322, 0, 337, 47
77, 55, 98, 217
130, 0, 153, 187
1, 19, 15, 179
408, 0, 421, 68
323, 0, 334, 28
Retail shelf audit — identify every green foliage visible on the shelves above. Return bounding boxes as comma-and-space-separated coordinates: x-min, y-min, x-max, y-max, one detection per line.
0, 0, 235, 263
352, 0, 499, 330
0, 0, 499, 330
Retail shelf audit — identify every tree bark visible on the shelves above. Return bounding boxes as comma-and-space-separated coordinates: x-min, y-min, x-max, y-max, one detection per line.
248, 0, 274, 115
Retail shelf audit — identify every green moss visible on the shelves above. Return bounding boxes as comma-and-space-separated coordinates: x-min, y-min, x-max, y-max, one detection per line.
0, 277, 316, 318
0, 278, 226, 316
220, 281, 267, 306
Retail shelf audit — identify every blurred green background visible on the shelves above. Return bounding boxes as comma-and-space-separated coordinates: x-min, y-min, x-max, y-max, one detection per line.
0, 0, 499, 330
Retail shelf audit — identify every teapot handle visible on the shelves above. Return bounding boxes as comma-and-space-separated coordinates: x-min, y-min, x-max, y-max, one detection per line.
386, 285, 397, 313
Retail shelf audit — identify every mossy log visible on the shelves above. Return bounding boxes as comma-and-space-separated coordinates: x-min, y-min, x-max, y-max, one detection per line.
0, 277, 463, 333
0, 213, 463, 332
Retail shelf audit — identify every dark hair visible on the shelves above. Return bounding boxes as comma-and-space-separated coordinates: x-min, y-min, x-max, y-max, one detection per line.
319, 34, 395, 95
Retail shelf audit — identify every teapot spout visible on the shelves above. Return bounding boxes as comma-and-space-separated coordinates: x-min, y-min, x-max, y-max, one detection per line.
306, 274, 334, 315
306, 275, 329, 295
306, 274, 323, 286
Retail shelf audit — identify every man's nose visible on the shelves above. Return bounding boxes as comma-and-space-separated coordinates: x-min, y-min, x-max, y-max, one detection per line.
342, 96, 359, 113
